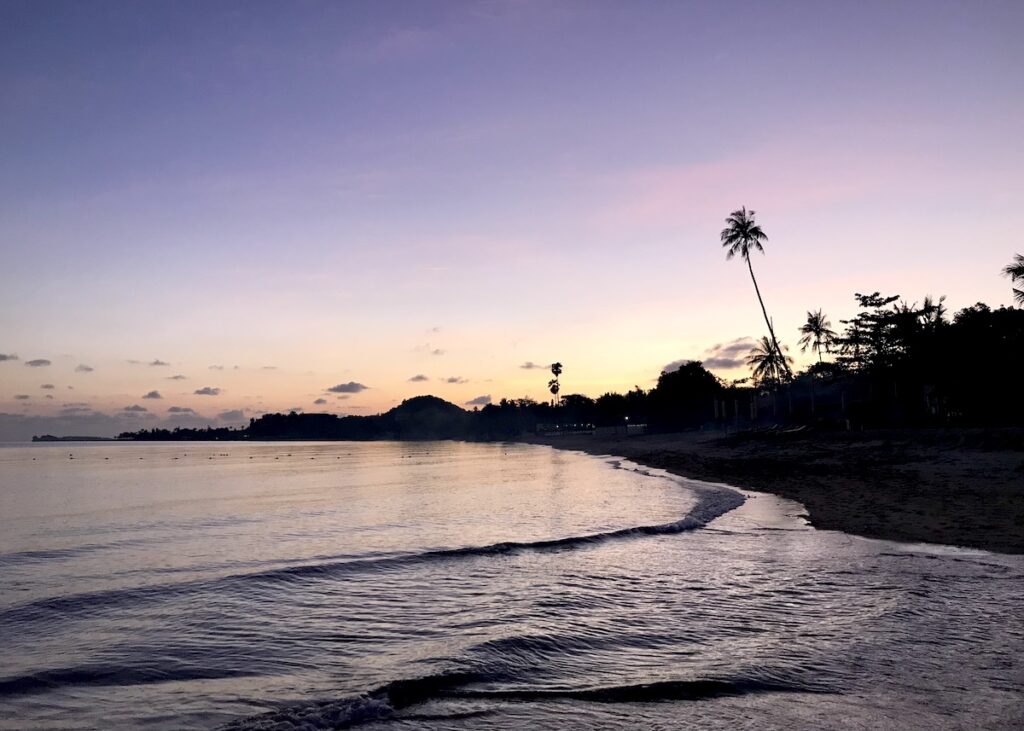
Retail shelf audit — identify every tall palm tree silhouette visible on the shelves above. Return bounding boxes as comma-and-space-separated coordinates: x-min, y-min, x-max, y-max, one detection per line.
797, 309, 837, 363
720, 207, 791, 379
548, 362, 562, 406
1004, 254, 1024, 305
747, 336, 792, 389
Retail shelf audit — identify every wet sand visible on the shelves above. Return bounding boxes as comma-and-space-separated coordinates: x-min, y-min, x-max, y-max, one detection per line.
524, 428, 1024, 554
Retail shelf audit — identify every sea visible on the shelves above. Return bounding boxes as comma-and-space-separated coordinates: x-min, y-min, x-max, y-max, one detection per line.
0, 441, 1021, 730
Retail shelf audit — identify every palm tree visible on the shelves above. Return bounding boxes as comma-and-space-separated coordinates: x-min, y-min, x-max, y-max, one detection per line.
797, 309, 837, 363
747, 336, 792, 389
1004, 254, 1024, 305
721, 207, 791, 379
548, 362, 562, 406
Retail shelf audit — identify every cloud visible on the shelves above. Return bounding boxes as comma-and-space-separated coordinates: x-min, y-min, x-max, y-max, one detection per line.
14, 394, 30, 400
313, 398, 327, 405
123, 405, 148, 412
40, 384, 55, 390
25, 359, 51, 367
664, 337, 756, 373
209, 365, 224, 371
261, 366, 277, 370
520, 361, 548, 370
194, 387, 221, 396
445, 376, 468, 384
217, 409, 245, 422
1, 353, 19, 362
465, 395, 491, 406
415, 343, 445, 356
75, 364, 94, 373
431, 348, 445, 356
408, 374, 429, 382
142, 390, 162, 400
45, 394, 53, 400
327, 382, 367, 394
429, 326, 442, 333
59, 405, 93, 416
149, 359, 169, 367
167, 374, 187, 380
167, 406, 197, 414
335, 395, 350, 400
127, 359, 142, 365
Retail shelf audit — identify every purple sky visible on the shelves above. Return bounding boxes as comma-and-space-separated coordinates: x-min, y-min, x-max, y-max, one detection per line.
2, 0, 1022, 439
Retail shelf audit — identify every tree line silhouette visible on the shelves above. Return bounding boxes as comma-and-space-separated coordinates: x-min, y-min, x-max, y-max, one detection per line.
119, 211, 1023, 441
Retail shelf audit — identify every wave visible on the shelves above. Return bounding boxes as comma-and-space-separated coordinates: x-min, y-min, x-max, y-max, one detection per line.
0, 662, 258, 697
1, 471, 744, 627
219, 668, 821, 730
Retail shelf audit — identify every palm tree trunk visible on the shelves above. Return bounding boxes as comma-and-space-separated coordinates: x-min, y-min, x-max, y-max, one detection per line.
746, 257, 791, 378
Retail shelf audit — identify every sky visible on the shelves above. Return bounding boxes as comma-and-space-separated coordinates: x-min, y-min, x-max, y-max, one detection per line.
1, 0, 1022, 440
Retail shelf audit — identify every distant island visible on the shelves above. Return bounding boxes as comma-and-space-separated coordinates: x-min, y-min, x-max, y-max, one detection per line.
32, 435, 117, 442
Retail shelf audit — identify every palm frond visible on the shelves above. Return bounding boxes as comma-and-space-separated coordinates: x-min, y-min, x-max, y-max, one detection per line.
1004, 254, 1024, 281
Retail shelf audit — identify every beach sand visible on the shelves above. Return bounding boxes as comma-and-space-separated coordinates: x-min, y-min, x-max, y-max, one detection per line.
526, 428, 1024, 554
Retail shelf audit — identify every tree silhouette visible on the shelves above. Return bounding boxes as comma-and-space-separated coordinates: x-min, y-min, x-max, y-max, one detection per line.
720, 207, 791, 379
548, 362, 563, 405
1004, 253, 1024, 305
797, 309, 837, 363
747, 336, 792, 389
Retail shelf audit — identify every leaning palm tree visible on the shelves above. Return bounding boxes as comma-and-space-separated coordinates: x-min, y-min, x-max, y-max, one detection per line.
747, 336, 792, 389
721, 207, 791, 379
797, 309, 837, 363
1004, 254, 1024, 305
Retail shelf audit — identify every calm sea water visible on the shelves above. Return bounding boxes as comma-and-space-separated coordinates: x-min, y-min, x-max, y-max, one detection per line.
0, 441, 1021, 730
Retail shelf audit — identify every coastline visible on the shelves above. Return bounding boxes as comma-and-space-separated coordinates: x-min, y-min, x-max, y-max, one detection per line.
522, 428, 1024, 555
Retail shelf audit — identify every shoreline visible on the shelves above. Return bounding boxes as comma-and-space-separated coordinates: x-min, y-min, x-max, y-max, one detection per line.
522, 428, 1024, 555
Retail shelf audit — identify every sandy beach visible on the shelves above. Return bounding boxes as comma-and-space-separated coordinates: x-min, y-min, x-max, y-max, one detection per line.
526, 428, 1024, 555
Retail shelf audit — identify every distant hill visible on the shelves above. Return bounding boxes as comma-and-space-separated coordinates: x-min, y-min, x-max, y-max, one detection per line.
379, 395, 470, 439
116, 396, 473, 441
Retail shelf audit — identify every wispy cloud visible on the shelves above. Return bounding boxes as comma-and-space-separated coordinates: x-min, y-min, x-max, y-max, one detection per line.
0, 353, 19, 362
59, 405, 93, 416
194, 387, 221, 396
75, 364, 94, 372
408, 374, 429, 382
415, 343, 445, 356
149, 359, 169, 367
313, 398, 327, 405
327, 382, 368, 394
14, 394, 30, 400
123, 404, 147, 412
445, 376, 468, 384
209, 365, 224, 371
520, 361, 548, 370
168, 406, 197, 414
25, 359, 51, 367
167, 374, 187, 380
40, 384, 55, 390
